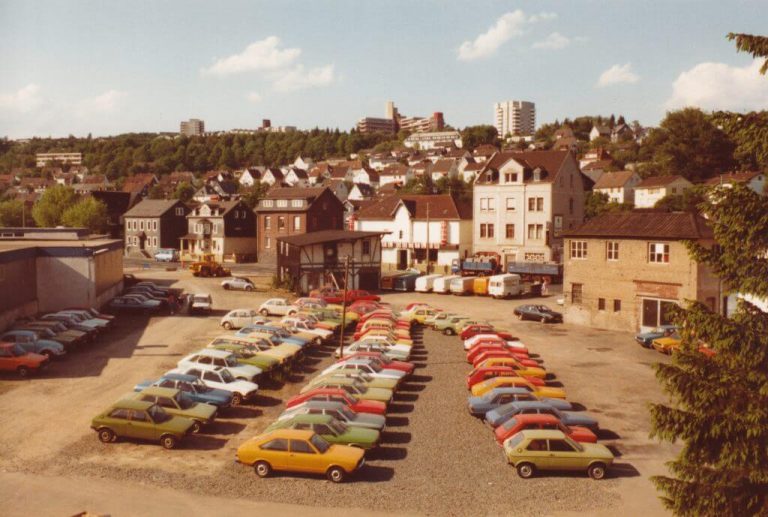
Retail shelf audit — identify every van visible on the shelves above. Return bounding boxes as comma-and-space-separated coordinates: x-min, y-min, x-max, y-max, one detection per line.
381, 272, 407, 290
154, 248, 179, 262
450, 276, 477, 296
433, 275, 460, 294
393, 272, 422, 292
473, 277, 490, 296
488, 274, 526, 299
414, 274, 442, 293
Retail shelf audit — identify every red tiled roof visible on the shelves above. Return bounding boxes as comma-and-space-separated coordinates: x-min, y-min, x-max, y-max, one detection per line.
430, 159, 456, 174
703, 171, 763, 185
356, 194, 472, 221
563, 211, 712, 240
263, 186, 327, 200
477, 150, 571, 184
380, 164, 409, 176
593, 171, 637, 189
582, 159, 613, 171
635, 175, 690, 188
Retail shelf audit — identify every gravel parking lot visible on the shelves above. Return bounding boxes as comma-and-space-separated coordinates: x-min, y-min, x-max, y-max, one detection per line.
0, 271, 677, 516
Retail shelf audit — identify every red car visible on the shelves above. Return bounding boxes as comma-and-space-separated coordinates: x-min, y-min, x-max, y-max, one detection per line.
494, 413, 597, 446
467, 344, 534, 365
340, 352, 415, 375
285, 387, 386, 415
460, 325, 518, 342
466, 366, 544, 390
472, 350, 539, 368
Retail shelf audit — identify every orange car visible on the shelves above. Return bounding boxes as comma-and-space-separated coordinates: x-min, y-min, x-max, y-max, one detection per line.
0, 342, 48, 377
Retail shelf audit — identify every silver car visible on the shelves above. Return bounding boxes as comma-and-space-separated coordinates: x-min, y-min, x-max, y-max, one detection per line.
221, 277, 255, 292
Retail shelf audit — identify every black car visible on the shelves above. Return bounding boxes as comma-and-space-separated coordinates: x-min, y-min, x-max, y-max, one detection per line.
513, 304, 563, 323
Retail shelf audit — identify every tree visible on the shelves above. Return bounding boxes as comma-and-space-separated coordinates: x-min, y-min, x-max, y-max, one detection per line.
60, 197, 109, 233
148, 184, 166, 199
728, 33, 768, 74
654, 187, 706, 213
460, 125, 499, 150
649, 184, 768, 515
239, 181, 270, 209
640, 108, 735, 182
174, 182, 196, 203
0, 199, 24, 227
31, 185, 78, 227
584, 191, 632, 219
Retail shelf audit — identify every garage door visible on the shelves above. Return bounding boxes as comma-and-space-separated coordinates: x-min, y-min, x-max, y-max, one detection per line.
358, 270, 380, 291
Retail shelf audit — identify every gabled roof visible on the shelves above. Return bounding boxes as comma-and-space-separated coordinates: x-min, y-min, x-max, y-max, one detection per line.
287, 168, 309, 180
592, 125, 611, 135
473, 144, 499, 157
380, 164, 409, 176
356, 194, 472, 221
190, 199, 246, 217
563, 211, 713, 240
123, 199, 183, 218
477, 150, 571, 184
331, 165, 350, 179
635, 175, 689, 188
582, 159, 613, 172
350, 183, 374, 197
122, 173, 157, 193
263, 168, 284, 181
263, 186, 327, 200
593, 171, 637, 189
703, 171, 763, 185
430, 158, 457, 174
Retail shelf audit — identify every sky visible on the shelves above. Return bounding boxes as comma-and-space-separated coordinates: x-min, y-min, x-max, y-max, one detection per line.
0, 0, 766, 138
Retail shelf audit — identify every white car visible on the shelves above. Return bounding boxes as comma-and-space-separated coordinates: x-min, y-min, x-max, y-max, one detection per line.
189, 293, 213, 314
178, 349, 262, 382
221, 277, 255, 291
336, 341, 411, 361
258, 298, 299, 317
463, 333, 527, 352
168, 366, 258, 406
321, 359, 406, 382
220, 309, 266, 330
281, 317, 333, 342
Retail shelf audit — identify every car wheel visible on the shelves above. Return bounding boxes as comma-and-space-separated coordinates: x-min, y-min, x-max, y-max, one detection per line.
41, 350, 54, 360
540, 316, 547, 323
223, 322, 233, 330
254, 461, 271, 478
443, 328, 454, 335
260, 309, 269, 317
190, 421, 201, 434
588, 463, 607, 480
288, 310, 296, 316
245, 286, 253, 292
98, 428, 115, 443
223, 284, 230, 290
327, 466, 346, 483
16, 365, 30, 378
160, 434, 178, 449
231, 393, 243, 406
517, 313, 524, 320
517, 462, 536, 479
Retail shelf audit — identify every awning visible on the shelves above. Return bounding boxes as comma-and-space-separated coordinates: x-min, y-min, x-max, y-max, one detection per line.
180, 233, 201, 240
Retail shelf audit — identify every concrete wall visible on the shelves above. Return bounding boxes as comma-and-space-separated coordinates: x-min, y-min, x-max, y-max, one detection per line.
0, 300, 38, 333
94, 247, 123, 296
0, 254, 37, 312
36, 256, 98, 312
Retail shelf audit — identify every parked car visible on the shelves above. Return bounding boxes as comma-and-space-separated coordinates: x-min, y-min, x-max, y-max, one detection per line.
131, 386, 217, 433
495, 414, 597, 446
154, 248, 179, 262
278, 401, 386, 431
338, 352, 414, 376
503, 429, 614, 479
513, 304, 563, 323
466, 366, 545, 390
178, 349, 262, 382
471, 377, 566, 399
12, 320, 86, 349
285, 387, 386, 416
321, 359, 407, 384
259, 298, 299, 317
134, 373, 233, 408
652, 334, 682, 354
108, 295, 164, 314
236, 429, 365, 482
0, 330, 66, 360
0, 342, 48, 377
432, 316, 471, 335
265, 414, 380, 450
467, 387, 572, 417
336, 340, 412, 361
56, 310, 113, 331
220, 309, 265, 330
188, 293, 213, 315
169, 366, 258, 406
488, 401, 599, 431
221, 277, 255, 291
90, 399, 195, 449
281, 317, 334, 342
310, 370, 398, 391
635, 325, 678, 348
236, 325, 310, 348
301, 377, 393, 404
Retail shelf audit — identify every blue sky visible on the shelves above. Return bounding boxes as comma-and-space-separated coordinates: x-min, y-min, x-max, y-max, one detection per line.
0, 0, 766, 138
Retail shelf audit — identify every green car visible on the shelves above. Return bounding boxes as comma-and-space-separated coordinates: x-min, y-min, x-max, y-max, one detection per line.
266, 414, 380, 449
303, 377, 393, 404
503, 429, 615, 479
207, 338, 283, 381
311, 371, 398, 391
91, 399, 195, 449
131, 386, 217, 434
433, 316, 471, 335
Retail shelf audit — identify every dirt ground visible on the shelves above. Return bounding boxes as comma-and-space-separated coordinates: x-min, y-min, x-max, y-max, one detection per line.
0, 270, 677, 516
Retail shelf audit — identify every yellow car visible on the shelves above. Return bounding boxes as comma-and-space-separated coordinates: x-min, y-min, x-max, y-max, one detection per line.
652, 335, 682, 354
401, 307, 438, 324
475, 357, 547, 379
357, 329, 413, 346
236, 429, 365, 483
471, 376, 566, 399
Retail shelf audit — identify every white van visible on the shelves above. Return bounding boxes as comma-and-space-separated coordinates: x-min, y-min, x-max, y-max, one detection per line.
433, 275, 460, 294
488, 274, 526, 299
414, 274, 443, 293
450, 276, 477, 295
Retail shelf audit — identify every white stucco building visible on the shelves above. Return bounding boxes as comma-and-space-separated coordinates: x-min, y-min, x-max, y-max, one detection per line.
634, 175, 693, 208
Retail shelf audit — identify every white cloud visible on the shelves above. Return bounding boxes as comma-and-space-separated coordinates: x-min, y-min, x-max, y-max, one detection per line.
457, 10, 556, 61
666, 59, 768, 111
596, 63, 640, 87
0, 83, 43, 112
78, 90, 126, 113
532, 32, 571, 50
201, 36, 301, 76
246, 92, 263, 103
272, 64, 335, 92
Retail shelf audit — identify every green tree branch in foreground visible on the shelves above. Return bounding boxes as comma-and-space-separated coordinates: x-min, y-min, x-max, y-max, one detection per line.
728, 33, 768, 74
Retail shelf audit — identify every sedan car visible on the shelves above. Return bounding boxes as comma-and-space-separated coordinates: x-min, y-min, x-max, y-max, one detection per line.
301, 377, 393, 404
108, 295, 164, 314
471, 377, 566, 400
488, 401, 599, 431
513, 304, 563, 323
258, 298, 299, 317
494, 414, 597, 445
467, 387, 572, 417
131, 386, 217, 433
278, 401, 386, 431
266, 414, 380, 450
503, 429, 614, 479
221, 276, 256, 291
169, 366, 258, 406
0, 330, 66, 359
652, 334, 682, 354
91, 399, 195, 449
285, 387, 387, 416
635, 325, 678, 348
236, 429, 365, 483
220, 309, 265, 330
134, 373, 233, 408
0, 342, 48, 378
178, 349, 262, 382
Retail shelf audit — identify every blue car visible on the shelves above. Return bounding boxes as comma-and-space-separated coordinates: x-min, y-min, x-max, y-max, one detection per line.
235, 325, 309, 347
635, 325, 678, 348
486, 401, 599, 431
134, 373, 233, 408
467, 387, 572, 417
0, 329, 66, 359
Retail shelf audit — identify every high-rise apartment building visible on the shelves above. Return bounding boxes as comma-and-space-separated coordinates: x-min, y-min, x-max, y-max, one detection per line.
493, 101, 535, 138
180, 118, 205, 136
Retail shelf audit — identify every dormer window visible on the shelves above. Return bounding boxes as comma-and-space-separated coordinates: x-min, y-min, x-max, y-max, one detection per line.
533, 168, 542, 182
276, 199, 288, 207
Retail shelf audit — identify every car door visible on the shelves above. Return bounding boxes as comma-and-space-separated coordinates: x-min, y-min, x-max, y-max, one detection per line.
0, 346, 13, 370
547, 438, 583, 470
127, 409, 157, 441
521, 438, 551, 468
289, 439, 324, 473
105, 408, 130, 436
260, 438, 290, 470
203, 370, 223, 389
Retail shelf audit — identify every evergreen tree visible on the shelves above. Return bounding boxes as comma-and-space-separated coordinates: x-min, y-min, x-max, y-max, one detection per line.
649, 184, 768, 515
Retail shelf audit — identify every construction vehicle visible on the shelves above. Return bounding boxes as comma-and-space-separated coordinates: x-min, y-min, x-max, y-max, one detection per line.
189, 255, 231, 277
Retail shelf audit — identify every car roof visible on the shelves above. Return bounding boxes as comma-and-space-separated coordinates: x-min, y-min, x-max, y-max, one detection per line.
137, 386, 180, 397
488, 388, 530, 396
506, 400, 549, 409
163, 373, 197, 382
112, 399, 154, 410
192, 349, 231, 358
260, 428, 315, 440
286, 413, 334, 424
294, 401, 346, 411
513, 413, 559, 424
518, 429, 568, 440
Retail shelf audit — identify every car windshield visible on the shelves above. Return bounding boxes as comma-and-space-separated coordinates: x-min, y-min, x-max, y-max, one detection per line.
191, 380, 211, 392
176, 393, 194, 409
566, 436, 584, 452
366, 362, 382, 373
148, 404, 170, 423
351, 381, 368, 393
310, 433, 330, 453
338, 406, 355, 420
11, 344, 27, 356
220, 369, 235, 383
329, 420, 347, 434
506, 433, 525, 448
224, 356, 238, 367
193, 296, 209, 303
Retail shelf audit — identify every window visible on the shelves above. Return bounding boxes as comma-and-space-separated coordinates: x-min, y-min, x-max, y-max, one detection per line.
261, 438, 289, 451
362, 240, 371, 255
276, 199, 288, 207
536, 198, 544, 211
262, 199, 274, 207
480, 198, 488, 211
606, 241, 619, 261
642, 299, 677, 327
175, 207, 184, 216
109, 408, 130, 420
504, 172, 518, 182
277, 216, 286, 230
293, 216, 300, 231
527, 197, 543, 212
506, 198, 516, 211
290, 440, 315, 454
526, 439, 547, 451
480, 224, 494, 238
527, 224, 543, 240
488, 224, 494, 238
130, 410, 148, 422
649, 243, 670, 263
572, 283, 583, 304
598, 298, 606, 310
212, 223, 218, 234
549, 439, 576, 452
139, 220, 144, 231
528, 198, 535, 211
152, 220, 157, 231
569, 198, 574, 214
613, 299, 621, 312
291, 199, 303, 208
488, 198, 496, 211
265, 237, 271, 248
505, 224, 515, 239
264, 216, 271, 230
398, 230, 403, 239
569, 240, 588, 259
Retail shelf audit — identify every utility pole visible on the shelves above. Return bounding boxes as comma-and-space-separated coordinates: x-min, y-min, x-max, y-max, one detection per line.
338, 255, 351, 358
425, 203, 430, 274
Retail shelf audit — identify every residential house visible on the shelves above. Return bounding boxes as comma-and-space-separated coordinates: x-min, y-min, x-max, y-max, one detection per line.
472, 145, 499, 163
238, 167, 262, 187
579, 147, 611, 168
472, 150, 588, 266
634, 175, 693, 208
276, 230, 385, 294
348, 183, 374, 201
19, 177, 52, 193
53, 171, 77, 186
308, 163, 333, 185
407, 153, 426, 166
260, 168, 285, 186
180, 200, 257, 262
368, 154, 399, 171
553, 127, 575, 140
404, 130, 462, 150
293, 155, 314, 170
460, 161, 484, 183
593, 170, 642, 204
330, 165, 354, 183
254, 186, 344, 264
284, 167, 310, 187
552, 137, 579, 153
343, 199, 375, 230
562, 211, 719, 332
193, 179, 239, 203
610, 123, 634, 143
123, 199, 189, 258
122, 173, 158, 199
430, 158, 458, 182
327, 179, 350, 202
379, 164, 411, 187
353, 167, 379, 187
354, 194, 473, 273
410, 160, 431, 178
589, 125, 611, 142
704, 171, 766, 194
